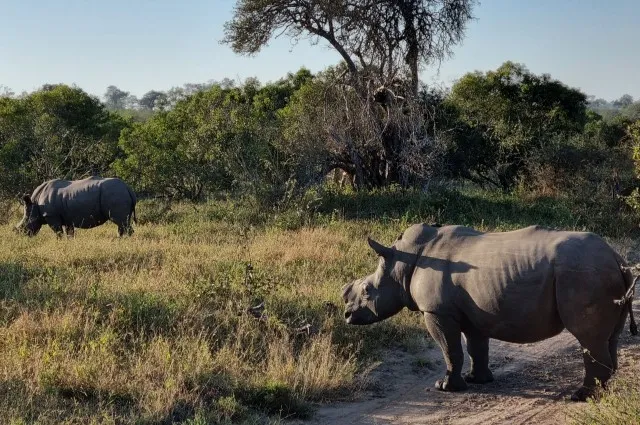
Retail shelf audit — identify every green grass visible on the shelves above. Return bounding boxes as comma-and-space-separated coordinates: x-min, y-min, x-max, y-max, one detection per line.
570, 360, 640, 425
0, 185, 637, 424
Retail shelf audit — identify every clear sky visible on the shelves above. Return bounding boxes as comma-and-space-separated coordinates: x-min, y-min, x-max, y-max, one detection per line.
1, 0, 638, 101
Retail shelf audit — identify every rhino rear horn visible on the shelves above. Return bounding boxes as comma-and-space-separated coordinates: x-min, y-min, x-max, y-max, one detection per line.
367, 237, 393, 259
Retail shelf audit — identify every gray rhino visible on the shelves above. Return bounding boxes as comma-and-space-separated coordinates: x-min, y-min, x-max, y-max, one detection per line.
15, 177, 137, 237
342, 223, 637, 401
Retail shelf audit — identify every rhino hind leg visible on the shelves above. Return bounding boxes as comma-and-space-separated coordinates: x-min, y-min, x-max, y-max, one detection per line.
571, 339, 613, 402
424, 313, 468, 392
113, 212, 134, 237
609, 306, 629, 372
463, 333, 494, 384
117, 222, 134, 237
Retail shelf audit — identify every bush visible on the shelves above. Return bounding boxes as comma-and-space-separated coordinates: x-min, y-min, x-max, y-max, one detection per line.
0, 85, 127, 196
571, 376, 640, 424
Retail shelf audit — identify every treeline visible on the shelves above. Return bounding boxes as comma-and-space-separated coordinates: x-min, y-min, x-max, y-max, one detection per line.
1, 61, 639, 205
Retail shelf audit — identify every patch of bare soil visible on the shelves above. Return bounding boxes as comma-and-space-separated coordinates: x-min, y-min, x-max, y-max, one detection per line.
298, 301, 640, 425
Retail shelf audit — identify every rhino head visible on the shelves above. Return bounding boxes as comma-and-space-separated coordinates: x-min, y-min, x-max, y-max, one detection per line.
342, 238, 408, 325
15, 195, 44, 237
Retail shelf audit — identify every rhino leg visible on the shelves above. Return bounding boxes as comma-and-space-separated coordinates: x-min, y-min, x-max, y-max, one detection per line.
463, 333, 494, 384
571, 339, 613, 402
65, 225, 75, 239
113, 213, 134, 237
45, 217, 64, 238
424, 313, 468, 392
117, 222, 134, 237
609, 307, 629, 372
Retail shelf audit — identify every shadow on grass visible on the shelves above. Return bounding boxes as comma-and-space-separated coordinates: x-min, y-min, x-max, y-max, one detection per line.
316, 187, 638, 238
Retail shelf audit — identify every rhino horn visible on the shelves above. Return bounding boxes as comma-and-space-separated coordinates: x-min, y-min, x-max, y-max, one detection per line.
367, 237, 393, 259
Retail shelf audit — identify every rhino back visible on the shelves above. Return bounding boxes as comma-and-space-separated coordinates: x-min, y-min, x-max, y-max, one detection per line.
56, 178, 108, 227
32, 179, 74, 217
97, 178, 135, 207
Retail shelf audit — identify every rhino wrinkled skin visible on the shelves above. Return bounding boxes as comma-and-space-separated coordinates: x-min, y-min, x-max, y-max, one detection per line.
15, 177, 137, 237
342, 223, 636, 402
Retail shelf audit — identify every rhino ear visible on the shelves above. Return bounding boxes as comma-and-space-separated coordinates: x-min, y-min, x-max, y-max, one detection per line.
367, 237, 393, 259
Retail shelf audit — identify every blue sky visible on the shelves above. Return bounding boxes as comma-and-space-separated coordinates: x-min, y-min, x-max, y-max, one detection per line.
1, 0, 638, 101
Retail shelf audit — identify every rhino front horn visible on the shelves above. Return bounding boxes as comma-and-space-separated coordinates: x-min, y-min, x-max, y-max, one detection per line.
367, 237, 393, 259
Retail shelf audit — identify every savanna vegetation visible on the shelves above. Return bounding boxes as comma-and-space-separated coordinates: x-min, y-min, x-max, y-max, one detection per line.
2, 0, 640, 423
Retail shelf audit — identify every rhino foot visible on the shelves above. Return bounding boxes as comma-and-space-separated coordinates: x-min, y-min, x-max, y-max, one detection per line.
434, 374, 468, 392
464, 370, 494, 384
571, 385, 601, 402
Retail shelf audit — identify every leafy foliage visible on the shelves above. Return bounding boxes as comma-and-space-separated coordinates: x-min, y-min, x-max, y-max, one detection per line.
445, 61, 589, 190
0, 85, 127, 197
115, 70, 313, 201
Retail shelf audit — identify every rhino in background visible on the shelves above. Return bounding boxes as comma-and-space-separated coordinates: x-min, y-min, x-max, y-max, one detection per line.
342, 223, 637, 402
15, 177, 137, 237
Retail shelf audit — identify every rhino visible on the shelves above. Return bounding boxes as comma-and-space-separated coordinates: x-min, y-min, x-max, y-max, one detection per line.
342, 223, 637, 401
15, 177, 137, 237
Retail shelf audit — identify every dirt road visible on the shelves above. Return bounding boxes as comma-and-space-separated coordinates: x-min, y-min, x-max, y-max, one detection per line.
305, 300, 639, 425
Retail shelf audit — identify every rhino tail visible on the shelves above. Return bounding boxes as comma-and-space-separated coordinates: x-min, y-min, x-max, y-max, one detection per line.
616, 255, 638, 336
127, 186, 137, 225
629, 301, 638, 336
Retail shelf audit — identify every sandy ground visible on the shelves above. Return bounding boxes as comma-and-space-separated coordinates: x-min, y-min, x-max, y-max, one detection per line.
299, 300, 640, 424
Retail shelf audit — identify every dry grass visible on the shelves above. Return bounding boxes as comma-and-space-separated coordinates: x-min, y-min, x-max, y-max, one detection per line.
2, 188, 637, 424
570, 350, 640, 425
0, 200, 425, 424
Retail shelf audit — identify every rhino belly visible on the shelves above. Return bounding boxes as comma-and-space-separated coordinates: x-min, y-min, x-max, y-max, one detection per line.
464, 281, 564, 344
63, 203, 107, 228
484, 311, 565, 343
69, 214, 107, 229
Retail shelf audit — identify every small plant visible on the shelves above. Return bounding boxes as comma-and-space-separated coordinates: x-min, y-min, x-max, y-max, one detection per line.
570, 374, 640, 424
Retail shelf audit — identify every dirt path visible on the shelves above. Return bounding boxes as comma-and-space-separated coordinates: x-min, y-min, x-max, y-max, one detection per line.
302, 300, 640, 425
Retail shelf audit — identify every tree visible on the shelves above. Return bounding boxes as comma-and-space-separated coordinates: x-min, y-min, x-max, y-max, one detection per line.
224, 0, 475, 97
281, 67, 446, 189
0, 85, 13, 98
224, 1, 474, 190
446, 62, 588, 190
613, 94, 634, 109
584, 111, 632, 147
114, 75, 306, 201
166, 86, 187, 108
0, 85, 127, 197
621, 102, 640, 122
139, 90, 169, 111
104, 85, 131, 110
588, 97, 610, 109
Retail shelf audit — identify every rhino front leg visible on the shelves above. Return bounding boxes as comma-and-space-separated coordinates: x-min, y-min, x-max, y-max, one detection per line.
463, 332, 494, 384
423, 312, 468, 392
45, 217, 64, 238
64, 225, 75, 239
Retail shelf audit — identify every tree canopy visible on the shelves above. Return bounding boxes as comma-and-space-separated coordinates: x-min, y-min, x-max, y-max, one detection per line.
445, 62, 589, 189
224, 0, 475, 96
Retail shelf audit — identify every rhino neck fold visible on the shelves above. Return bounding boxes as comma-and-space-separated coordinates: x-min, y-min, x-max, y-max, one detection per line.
400, 246, 422, 312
